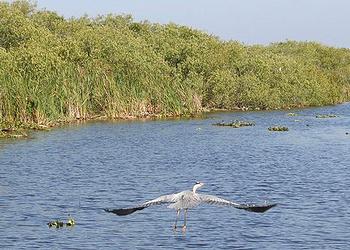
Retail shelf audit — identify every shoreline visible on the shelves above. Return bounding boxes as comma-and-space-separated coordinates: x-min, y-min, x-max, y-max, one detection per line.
1, 102, 346, 139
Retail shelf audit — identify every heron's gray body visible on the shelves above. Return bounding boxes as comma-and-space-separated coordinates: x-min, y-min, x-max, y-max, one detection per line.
167, 190, 201, 209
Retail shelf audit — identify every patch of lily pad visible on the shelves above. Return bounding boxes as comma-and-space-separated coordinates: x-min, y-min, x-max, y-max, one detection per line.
213, 120, 255, 128
268, 126, 289, 132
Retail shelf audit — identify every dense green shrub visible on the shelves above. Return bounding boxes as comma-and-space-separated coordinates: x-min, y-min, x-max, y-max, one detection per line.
1, 1, 350, 131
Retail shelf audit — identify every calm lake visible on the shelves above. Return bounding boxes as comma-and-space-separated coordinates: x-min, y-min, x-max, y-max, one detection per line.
1, 103, 350, 249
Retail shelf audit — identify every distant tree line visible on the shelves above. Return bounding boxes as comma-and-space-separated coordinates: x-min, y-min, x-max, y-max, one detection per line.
1, 1, 350, 130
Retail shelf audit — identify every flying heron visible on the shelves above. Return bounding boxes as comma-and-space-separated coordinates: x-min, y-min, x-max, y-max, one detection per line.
105, 182, 276, 231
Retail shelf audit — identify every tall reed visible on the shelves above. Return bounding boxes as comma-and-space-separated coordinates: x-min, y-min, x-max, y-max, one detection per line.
1, 1, 350, 134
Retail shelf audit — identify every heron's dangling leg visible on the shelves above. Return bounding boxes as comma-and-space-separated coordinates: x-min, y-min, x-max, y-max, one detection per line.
182, 209, 188, 231
173, 209, 180, 230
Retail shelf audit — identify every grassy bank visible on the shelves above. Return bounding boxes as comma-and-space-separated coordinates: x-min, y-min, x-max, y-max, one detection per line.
1, 1, 350, 137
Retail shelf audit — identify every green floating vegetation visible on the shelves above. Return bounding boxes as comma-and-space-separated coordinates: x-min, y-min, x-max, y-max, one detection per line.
315, 114, 338, 118
66, 217, 76, 227
1, 1, 350, 134
213, 120, 255, 128
47, 220, 65, 228
48, 216, 75, 228
287, 113, 299, 116
268, 126, 289, 131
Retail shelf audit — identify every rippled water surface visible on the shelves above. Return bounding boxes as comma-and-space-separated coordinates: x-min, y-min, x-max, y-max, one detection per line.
1, 104, 350, 249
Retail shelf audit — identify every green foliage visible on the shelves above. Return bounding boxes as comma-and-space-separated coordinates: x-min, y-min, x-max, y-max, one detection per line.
268, 126, 289, 132
1, 1, 350, 132
213, 120, 255, 128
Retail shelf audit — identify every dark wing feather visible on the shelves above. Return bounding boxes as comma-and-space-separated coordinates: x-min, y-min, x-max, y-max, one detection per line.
104, 206, 146, 216
233, 203, 277, 213
104, 194, 177, 216
198, 194, 276, 213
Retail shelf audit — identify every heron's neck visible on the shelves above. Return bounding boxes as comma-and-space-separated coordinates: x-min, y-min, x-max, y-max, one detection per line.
192, 185, 200, 194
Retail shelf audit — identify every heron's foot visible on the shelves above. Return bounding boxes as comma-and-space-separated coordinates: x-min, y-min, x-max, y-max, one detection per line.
173, 224, 177, 231
182, 225, 187, 232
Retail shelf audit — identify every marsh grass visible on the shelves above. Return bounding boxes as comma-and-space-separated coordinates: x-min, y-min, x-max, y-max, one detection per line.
1, 1, 350, 136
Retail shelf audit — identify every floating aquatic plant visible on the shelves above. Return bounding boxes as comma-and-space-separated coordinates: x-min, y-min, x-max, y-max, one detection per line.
315, 114, 337, 118
268, 126, 289, 131
47, 220, 65, 228
213, 120, 255, 128
66, 216, 75, 227
48, 216, 75, 228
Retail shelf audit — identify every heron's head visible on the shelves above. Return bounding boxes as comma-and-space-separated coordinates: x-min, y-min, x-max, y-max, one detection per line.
193, 181, 204, 193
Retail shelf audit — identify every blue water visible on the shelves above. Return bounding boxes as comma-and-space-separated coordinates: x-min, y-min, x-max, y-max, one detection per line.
1, 103, 350, 249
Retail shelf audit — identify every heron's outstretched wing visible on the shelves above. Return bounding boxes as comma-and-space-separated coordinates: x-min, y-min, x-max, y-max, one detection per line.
104, 194, 178, 216
198, 194, 277, 213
